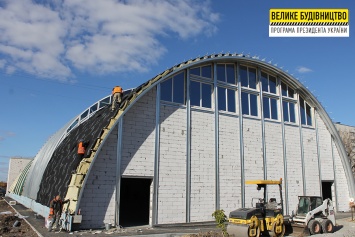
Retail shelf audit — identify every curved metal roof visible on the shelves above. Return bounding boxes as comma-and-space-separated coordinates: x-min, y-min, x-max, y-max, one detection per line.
73, 53, 354, 213
12, 53, 354, 213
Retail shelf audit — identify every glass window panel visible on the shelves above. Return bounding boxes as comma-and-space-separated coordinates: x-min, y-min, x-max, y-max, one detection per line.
240, 66, 248, 87
271, 98, 278, 120
306, 104, 312, 125
261, 72, 268, 92
300, 97, 306, 125
99, 97, 110, 108
161, 79, 172, 101
281, 82, 287, 97
190, 81, 200, 106
288, 88, 294, 98
269, 76, 277, 94
283, 101, 289, 122
218, 87, 226, 111
289, 103, 296, 122
263, 97, 270, 119
226, 64, 235, 84
173, 73, 185, 104
190, 67, 200, 76
217, 64, 225, 82
241, 92, 249, 115
90, 104, 97, 112
250, 93, 258, 116
201, 65, 212, 78
81, 110, 89, 120
249, 68, 257, 89
227, 89, 236, 112
201, 83, 212, 108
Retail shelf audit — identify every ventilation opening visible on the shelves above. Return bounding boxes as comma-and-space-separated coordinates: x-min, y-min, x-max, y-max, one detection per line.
119, 178, 151, 227
322, 181, 333, 200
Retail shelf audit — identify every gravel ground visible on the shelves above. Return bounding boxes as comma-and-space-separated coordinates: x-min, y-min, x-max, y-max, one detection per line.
0, 198, 38, 237
2, 196, 355, 237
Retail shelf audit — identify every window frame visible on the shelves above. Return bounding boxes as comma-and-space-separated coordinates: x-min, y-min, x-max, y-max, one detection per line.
160, 72, 186, 105
190, 80, 213, 109
241, 90, 258, 117
299, 96, 313, 126
240, 65, 257, 90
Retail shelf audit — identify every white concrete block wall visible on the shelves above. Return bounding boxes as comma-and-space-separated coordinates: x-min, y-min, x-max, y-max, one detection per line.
158, 105, 187, 224
302, 127, 320, 196
333, 140, 351, 212
190, 110, 215, 222
284, 125, 303, 214
219, 114, 241, 213
7, 158, 32, 193
264, 121, 284, 201
315, 113, 334, 181
79, 128, 118, 229
243, 118, 263, 206
121, 88, 156, 177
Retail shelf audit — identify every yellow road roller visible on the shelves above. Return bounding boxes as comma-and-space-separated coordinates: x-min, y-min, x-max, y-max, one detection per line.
227, 179, 288, 237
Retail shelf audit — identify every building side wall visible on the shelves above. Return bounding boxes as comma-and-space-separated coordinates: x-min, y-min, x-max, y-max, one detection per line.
284, 125, 303, 213
190, 110, 215, 222
121, 88, 156, 177
158, 105, 187, 224
7, 158, 32, 193
219, 114, 241, 213
333, 140, 351, 211
302, 127, 320, 196
316, 113, 334, 181
264, 121, 284, 201
79, 127, 117, 229
243, 118, 263, 205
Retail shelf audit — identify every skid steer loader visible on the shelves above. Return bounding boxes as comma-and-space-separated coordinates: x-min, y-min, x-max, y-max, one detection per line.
227, 179, 289, 237
291, 196, 336, 235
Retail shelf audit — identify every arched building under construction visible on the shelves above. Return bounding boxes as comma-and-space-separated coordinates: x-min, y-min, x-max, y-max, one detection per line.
7, 53, 355, 229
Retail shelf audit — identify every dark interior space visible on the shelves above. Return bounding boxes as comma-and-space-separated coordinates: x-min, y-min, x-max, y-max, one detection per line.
322, 181, 333, 200
119, 178, 152, 227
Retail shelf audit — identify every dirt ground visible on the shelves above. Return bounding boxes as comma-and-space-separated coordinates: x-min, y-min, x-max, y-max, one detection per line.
0, 198, 38, 237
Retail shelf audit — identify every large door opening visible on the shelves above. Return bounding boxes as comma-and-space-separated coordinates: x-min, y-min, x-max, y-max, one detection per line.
119, 178, 152, 227
322, 181, 333, 200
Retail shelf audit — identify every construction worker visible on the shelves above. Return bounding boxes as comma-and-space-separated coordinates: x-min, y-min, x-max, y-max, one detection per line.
77, 140, 88, 159
111, 86, 123, 111
48, 195, 69, 231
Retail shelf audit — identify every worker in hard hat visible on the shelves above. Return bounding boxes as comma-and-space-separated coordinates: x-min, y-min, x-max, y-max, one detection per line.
48, 195, 69, 231
77, 140, 88, 159
111, 86, 123, 111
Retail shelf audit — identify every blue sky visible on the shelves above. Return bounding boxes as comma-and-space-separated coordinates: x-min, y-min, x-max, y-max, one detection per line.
0, 0, 354, 182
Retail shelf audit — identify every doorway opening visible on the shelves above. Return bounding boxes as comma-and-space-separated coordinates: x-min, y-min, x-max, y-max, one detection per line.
119, 178, 152, 227
322, 181, 333, 200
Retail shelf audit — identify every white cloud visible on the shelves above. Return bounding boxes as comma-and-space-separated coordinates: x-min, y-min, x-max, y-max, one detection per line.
0, 131, 16, 142
0, 0, 219, 80
296, 66, 313, 73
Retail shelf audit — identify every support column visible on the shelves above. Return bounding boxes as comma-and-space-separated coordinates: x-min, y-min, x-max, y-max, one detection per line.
186, 70, 192, 222
153, 85, 161, 225
331, 137, 339, 211
237, 63, 245, 208
213, 63, 220, 210
314, 111, 323, 197
278, 77, 289, 214
297, 95, 306, 195
258, 68, 267, 180
115, 118, 123, 226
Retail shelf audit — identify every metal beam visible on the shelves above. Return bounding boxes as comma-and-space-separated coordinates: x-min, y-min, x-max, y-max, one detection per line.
186, 70, 192, 222
115, 118, 123, 226
237, 63, 245, 208
213, 63, 220, 210
278, 77, 289, 214
153, 85, 161, 225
